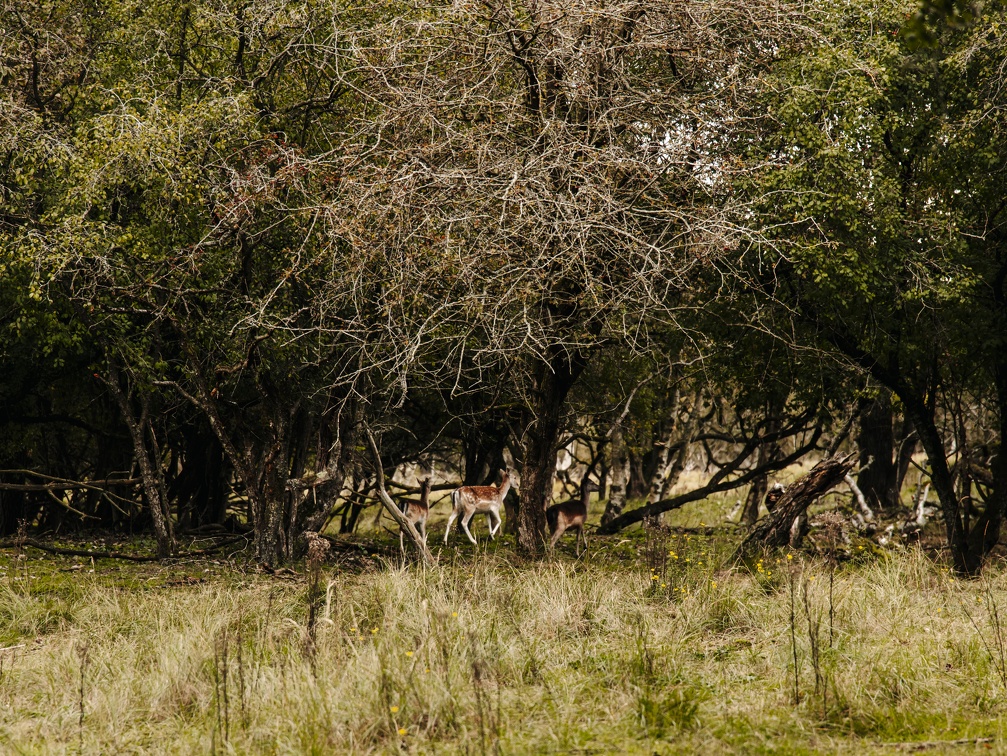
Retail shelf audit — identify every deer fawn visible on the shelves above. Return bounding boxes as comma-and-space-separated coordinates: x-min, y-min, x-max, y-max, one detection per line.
400, 477, 431, 554
444, 469, 511, 545
547, 479, 598, 555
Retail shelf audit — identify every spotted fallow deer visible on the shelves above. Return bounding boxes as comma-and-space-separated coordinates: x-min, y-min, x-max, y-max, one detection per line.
547, 479, 598, 555
443, 469, 511, 545
400, 477, 431, 554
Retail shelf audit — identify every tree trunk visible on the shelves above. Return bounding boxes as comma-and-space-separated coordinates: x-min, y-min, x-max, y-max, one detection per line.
898, 392, 972, 572
963, 364, 1007, 562
516, 353, 584, 555
645, 388, 682, 505
644, 388, 703, 527
601, 422, 630, 526
742, 413, 779, 526
856, 393, 898, 511
741, 474, 768, 527
735, 455, 855, 560
105, 365, 176, 558
628, 453, 648, 500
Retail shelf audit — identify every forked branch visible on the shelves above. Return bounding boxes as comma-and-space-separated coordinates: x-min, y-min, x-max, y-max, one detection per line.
364, 429, 435, 565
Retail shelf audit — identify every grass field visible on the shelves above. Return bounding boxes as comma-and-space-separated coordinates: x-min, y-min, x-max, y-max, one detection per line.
1, 498, 1006, 754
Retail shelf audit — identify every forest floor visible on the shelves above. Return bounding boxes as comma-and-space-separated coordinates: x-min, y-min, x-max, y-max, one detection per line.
1, 497, 1005, 754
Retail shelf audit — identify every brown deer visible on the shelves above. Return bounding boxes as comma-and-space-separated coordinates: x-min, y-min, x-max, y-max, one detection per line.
443, 470, 511, 545
400, 478, 431, 554
547, 479, 598, 555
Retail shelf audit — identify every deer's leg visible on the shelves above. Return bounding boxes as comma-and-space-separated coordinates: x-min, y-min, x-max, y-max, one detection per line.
487, 510, 501, 540
444, 510, 459, 544
575, 525, 585, 556
461, 511, 478, 545
418, 519, 427, 547
550, 524, 566, 550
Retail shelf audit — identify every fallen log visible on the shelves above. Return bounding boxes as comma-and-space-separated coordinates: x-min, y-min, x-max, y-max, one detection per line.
0, 535, 248, 562
734, 454, 855, 561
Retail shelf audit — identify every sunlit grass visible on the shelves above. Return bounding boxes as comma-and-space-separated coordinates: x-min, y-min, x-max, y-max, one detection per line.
0, 534, 1005, 753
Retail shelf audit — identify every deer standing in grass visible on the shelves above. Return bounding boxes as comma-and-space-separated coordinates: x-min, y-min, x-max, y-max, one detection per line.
547, 479, 598, 555
400, 478, 431, 554
444, 469, 511, 545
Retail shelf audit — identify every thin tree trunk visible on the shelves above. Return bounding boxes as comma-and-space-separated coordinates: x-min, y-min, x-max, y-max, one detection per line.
741, 474, 768, 527
898, 392, 971, 572
601, 422, 630, 526
646, 388, 682, 505
105, 364, 176, 557
365, 430, 433, 565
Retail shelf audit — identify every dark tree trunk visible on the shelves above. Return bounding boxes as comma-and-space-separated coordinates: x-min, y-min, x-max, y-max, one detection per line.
735, 456, 855, 560
742, 413, 779, 526
963, 364, 1007, 562
741, 474, 768, 527
856, 393, 898, 511
462, 418, 509, 486
516, 352, 585, 555
628, 452, 648, 500
897, 392, 973, 572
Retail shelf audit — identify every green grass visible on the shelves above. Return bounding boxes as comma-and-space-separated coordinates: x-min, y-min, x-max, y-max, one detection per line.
1, 524, 1006, 754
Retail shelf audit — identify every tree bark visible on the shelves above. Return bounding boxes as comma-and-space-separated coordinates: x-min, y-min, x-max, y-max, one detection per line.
365, 430, 433, 565
643, 388, 703, 527
735, 455, 855, 560
601, 422, 630, 526
742, 414, 779, 526
105, 363, 176, 558
855, 393, 898, 511
962, 364, 1007, 563
898, 392, 972, 572
516, 351, 584, 555
741, 474, 768, 527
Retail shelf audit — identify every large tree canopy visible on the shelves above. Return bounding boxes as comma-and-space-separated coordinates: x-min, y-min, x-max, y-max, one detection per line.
7, 0, 1007, 572
742, 0, 1007, 572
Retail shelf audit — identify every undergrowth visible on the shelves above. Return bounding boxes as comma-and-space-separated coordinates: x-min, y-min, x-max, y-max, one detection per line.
0, 530, 1005, 754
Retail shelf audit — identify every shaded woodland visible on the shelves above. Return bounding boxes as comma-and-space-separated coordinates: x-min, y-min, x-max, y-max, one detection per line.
2, 0, 1006, 574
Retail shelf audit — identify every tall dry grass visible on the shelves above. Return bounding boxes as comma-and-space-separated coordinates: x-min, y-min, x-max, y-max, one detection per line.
0, 537, 1006, 753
